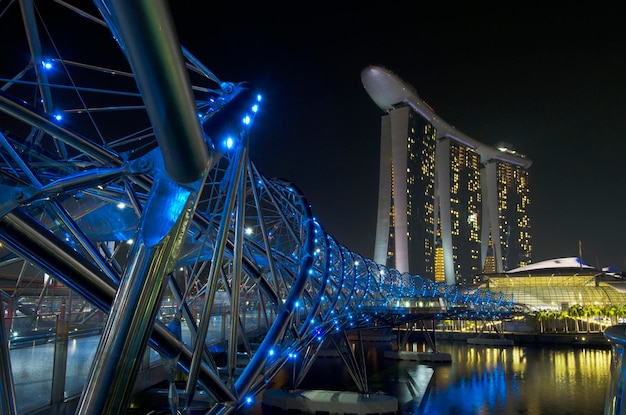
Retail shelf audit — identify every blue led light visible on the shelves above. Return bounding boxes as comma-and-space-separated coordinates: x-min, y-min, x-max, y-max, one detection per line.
41, 60, 53, 70
245, 396, 253, 404
269, 349, 274, 356
202, 84, 258, 151
54, 114, 63, 121
225, 137, 234, 149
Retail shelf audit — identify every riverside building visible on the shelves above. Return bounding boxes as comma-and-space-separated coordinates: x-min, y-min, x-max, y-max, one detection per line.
485, 257, 626, 312
361, 65, 532, 285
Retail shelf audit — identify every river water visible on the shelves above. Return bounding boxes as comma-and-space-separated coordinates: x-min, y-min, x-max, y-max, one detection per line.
250, 339, 612, 415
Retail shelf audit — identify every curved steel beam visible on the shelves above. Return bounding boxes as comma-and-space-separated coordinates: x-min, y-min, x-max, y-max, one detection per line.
102, 0, 210, 184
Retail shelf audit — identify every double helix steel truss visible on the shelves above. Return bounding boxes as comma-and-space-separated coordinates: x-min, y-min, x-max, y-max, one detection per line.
0, 1, 513, 413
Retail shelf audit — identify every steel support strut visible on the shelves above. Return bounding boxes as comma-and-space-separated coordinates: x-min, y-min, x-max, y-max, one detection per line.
76, 176, 204, 414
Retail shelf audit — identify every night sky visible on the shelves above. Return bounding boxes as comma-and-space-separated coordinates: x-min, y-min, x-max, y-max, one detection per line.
170, 5, 626, 270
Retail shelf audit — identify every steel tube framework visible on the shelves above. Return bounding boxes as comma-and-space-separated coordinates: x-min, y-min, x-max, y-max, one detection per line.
0, 2, 514, 413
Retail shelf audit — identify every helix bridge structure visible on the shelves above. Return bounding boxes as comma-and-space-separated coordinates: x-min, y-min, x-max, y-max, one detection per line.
0, 2, 514, 414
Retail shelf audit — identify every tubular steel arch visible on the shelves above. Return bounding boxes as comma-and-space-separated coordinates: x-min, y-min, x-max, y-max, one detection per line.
0, 2, 513, 414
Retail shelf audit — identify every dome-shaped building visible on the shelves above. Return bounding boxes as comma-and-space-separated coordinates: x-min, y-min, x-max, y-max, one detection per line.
484, 257, 626, 312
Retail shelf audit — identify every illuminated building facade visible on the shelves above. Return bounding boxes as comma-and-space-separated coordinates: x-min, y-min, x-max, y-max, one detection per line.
486, 151, 532, 271
362, 65, 533, 285
486, 257, 626, 311
441, 138, 482, 284
373, 106, 436, 278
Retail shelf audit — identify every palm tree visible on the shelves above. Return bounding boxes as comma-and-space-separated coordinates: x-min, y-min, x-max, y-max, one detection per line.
558, 310, 569, 333
568, 304, 584, 333
547, 310, 560, 332
603, 305, 618, 326
535, 310, 548, 333
592, 305, 604, 332
582, 305, 594, 333
618, 305, 626, 324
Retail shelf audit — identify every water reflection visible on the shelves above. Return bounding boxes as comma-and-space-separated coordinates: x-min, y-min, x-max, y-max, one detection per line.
252, 341, 611, 415
408, 342, 610, 415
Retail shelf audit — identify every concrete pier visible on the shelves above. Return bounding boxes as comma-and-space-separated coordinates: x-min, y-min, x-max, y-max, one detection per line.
263, 389, 398, 415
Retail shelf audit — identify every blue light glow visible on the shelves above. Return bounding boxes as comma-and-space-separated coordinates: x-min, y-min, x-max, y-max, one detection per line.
54, 114, 63, 121
243, 115, 251, 125
225, 137, 234, 149
41, 60, 53, 70
245, 396, 253, 404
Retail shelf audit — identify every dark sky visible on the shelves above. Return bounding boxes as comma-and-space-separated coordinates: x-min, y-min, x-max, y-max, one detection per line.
168, 4, 626, 270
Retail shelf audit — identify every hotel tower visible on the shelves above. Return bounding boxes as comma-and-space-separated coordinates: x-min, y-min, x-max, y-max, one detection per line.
361, 65, 532, 285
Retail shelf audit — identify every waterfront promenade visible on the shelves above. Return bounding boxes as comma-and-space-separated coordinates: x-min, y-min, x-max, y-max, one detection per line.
434, 330, 611, 348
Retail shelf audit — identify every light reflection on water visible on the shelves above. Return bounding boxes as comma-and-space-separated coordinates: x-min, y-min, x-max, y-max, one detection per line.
420, 343, 611, 415
250, 340, 611, 415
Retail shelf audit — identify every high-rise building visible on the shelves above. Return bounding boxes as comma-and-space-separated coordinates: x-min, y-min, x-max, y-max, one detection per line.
362, 65, 532, 285
373, 106, 437, 278
483, 144, 533, 272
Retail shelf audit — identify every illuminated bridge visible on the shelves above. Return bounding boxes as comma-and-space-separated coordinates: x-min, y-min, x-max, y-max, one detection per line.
0, 2, 514, 414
